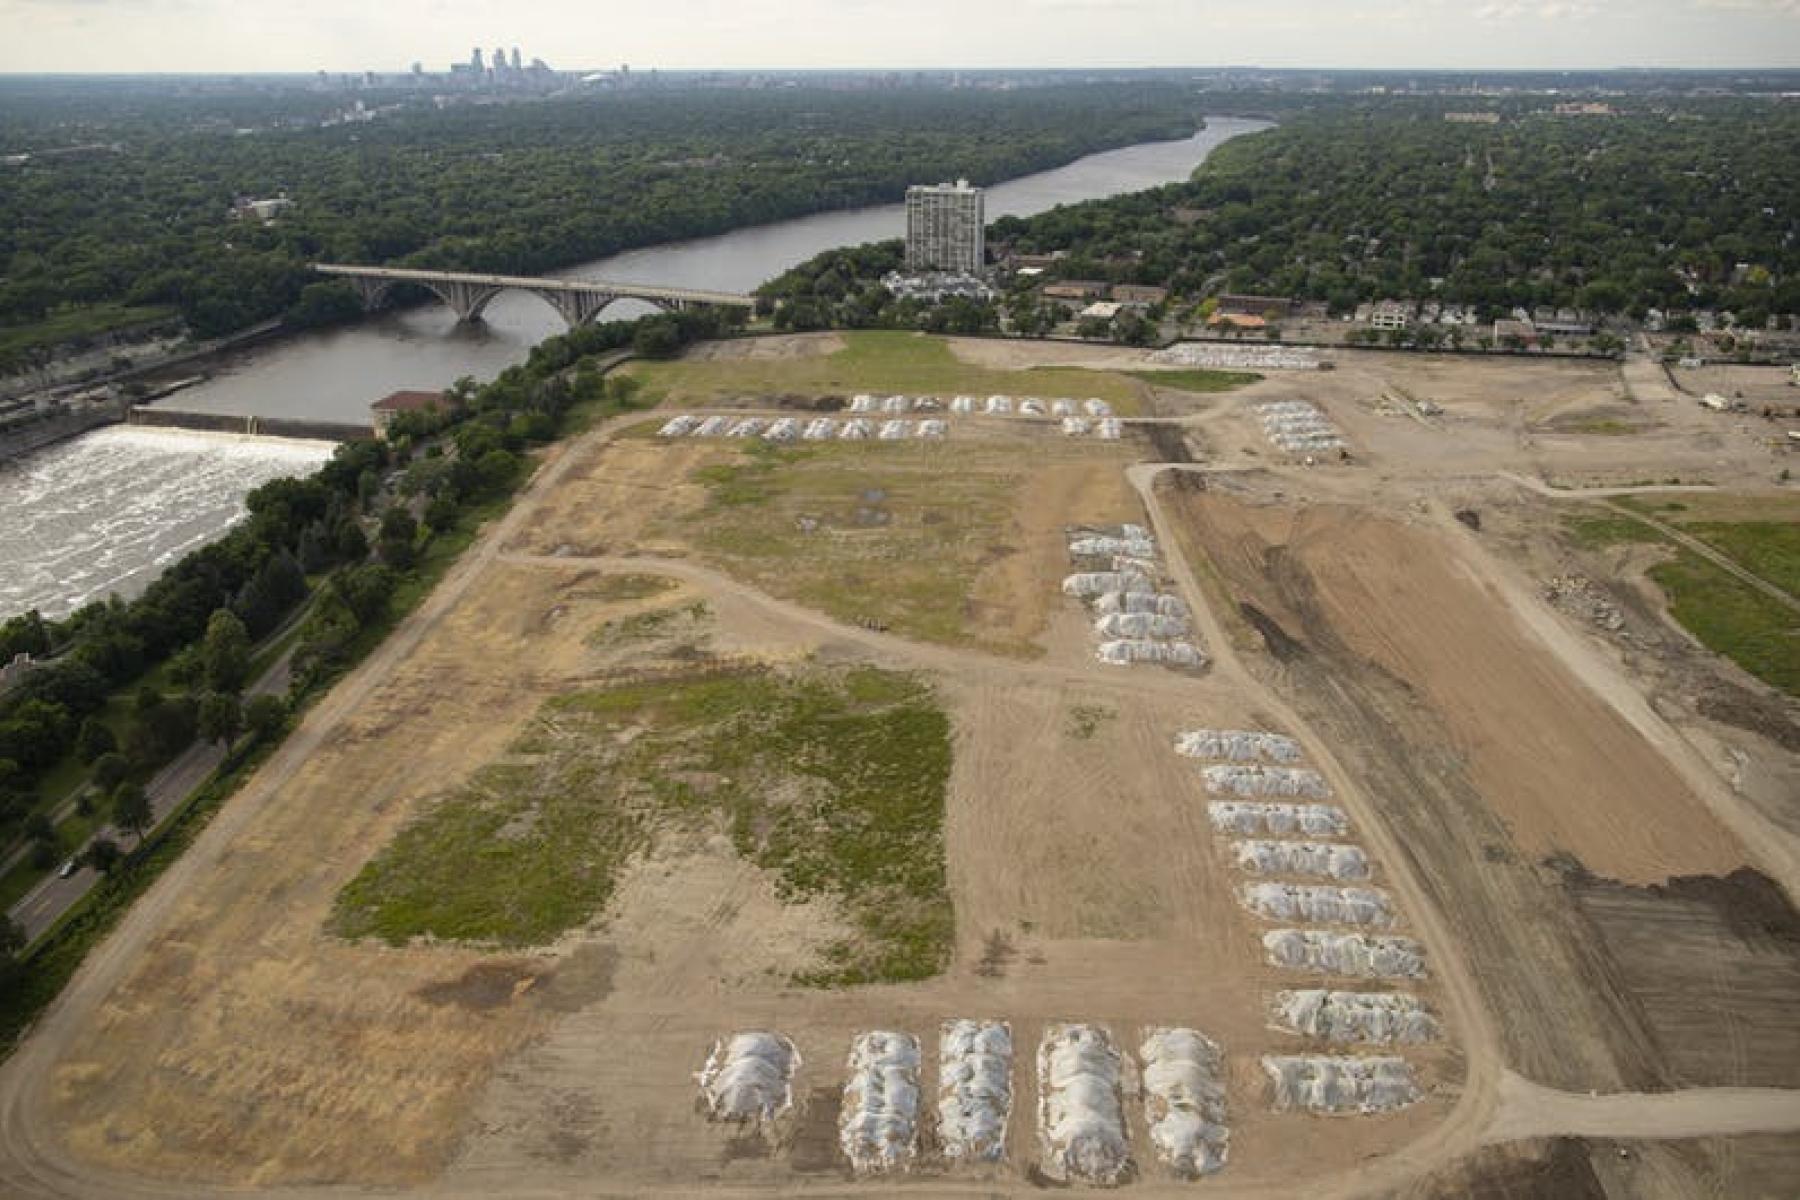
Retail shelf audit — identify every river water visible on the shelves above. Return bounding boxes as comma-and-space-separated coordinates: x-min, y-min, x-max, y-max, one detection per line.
0, 117, 1268, 620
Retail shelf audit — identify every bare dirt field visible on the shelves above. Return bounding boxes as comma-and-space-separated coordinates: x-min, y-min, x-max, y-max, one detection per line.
4, 335, 1798, 1200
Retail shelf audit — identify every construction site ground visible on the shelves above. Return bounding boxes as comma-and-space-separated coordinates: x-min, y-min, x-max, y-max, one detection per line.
0, 338, 1795, 1199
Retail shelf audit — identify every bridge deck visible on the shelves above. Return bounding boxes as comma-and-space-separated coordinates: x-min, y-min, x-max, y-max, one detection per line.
312, 263, 754, 308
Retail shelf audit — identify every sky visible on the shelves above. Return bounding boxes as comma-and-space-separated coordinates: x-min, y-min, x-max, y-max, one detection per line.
1, 0, 1798, 74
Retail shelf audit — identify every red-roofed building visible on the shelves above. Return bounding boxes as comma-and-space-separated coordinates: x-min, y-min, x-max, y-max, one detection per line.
371, 390, 451, 438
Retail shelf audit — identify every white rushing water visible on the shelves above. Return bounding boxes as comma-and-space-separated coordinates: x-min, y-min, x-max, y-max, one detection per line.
0, 427, 334, 620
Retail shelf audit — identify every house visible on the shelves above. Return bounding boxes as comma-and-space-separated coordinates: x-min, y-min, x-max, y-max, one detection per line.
1207, 311, 1267, 332
1218, 293, 1294, 318
1111, 283, 1169, 306
1493, 319, 1539, 347
1370, 300, 1414, 331
371, 389, 451, 438
1079, 301, 1124, 322
231, 196, 294, 223
1041, 280, 1110, 302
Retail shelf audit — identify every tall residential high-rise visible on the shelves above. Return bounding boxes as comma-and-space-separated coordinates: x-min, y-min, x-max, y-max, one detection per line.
904, 179, 985, 274
493, 46, 507, 73
471, 47, 484, 71
511, 47, 522, 71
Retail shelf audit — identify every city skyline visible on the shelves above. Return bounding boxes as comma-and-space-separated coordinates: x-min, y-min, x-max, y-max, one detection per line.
2, 0, 1800, 74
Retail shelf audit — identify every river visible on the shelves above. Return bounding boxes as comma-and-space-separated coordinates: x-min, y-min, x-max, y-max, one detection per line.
0, 117, 1268, 620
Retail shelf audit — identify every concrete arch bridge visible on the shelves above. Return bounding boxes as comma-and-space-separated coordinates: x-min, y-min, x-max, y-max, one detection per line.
311, 263, 755, 329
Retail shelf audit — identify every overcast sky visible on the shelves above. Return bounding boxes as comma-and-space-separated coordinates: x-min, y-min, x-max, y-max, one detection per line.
2, 0, 1798, 74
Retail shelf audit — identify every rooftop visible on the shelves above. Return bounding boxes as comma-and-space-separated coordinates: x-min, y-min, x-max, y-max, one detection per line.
371, 389, 447, 413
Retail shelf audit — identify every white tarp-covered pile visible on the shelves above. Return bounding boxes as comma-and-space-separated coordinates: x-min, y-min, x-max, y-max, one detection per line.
1020, 398, 1047, 416
658, 415, 699, 437
1063, 570, 1151, 598
839, 1031, 921, 1173
839, 418, 874, 440
1095, 611, 1190, 639
1208, 802, 1350, 838
878, 419, 910, 441
765, 417, 800, 442
1263, 1055, 1420, 1114
729, 417, 766, 438
1095, 418, 1124, 440
1258, 400, 1344, 454
1233, 839, 1370, 880
1176, 729, 1302, 764
986, 395, 1013, 415
882, 395, 911, 414
849, 394, 879, 413
1240, 883, 1395, 927
697, 1031, 800, 1123
1061, 417, 1092, 436
1202, 765, 1331, 799
917, 419, 947, 439
1038, 1024, 1132, 1185
1272, 990, 1440, 1045
1096, 590, 1187, 618
950, 395, 976, 414
1084, 398, 1113, 417
1097, 638, 1207, 668
1149, 343, 1322, 371
1068, 524, 1156, 560
938, 1020, 1012, 1163
1139, 1028, 1229, 1178
802, 417, 837, 440
1263, 930, 1426, 979
694, 415, 731, 437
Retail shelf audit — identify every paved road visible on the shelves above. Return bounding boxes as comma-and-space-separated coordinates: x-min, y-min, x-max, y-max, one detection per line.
7, 658, 291, 944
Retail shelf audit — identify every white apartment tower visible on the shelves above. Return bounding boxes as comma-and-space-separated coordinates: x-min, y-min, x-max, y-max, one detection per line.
905, 180, 985, 274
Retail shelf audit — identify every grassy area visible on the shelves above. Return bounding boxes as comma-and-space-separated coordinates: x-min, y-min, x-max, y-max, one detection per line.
0, 303, 175, 364
330, 665, 954, 985
625, 330, 1158, 414
1564, 507, 1798, 697
1126, 368, 1262, 393
666, 436, 1080, 655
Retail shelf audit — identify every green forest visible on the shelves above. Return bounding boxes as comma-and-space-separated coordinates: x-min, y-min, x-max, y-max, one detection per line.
764, 96, 1800, 331
993, 97, 1800, 320
0, 82, 1201, 366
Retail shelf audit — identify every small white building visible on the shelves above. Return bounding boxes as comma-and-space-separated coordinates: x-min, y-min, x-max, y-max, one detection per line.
1370, 300, 1413, 331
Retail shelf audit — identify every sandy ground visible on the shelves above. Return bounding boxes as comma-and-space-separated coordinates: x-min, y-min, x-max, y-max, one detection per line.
685, 332, 848, 362
945, 336, 1159, 371
2, 337, 1798, 1200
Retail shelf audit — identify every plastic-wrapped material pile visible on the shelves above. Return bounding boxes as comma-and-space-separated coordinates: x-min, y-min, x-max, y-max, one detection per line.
938, 1020, 1013, 1163
1096, 418, 1124, 440
1239, 883, 1395, 927
985, 395, 1013, 415
728, 417, 766, 438
1263, 930, 1426, 978
802, 417, 837, 441
658, 415, 699, 437
839, 418, 874, 440
1038, 1024, 1131, 1185
1084, 398, 1113, 417
694, 415, 732, 437
1097, 639, 1207, 667
1272, 990, 1439, 1045
1061, 417, 1092, 436
882, 395, 911, 414
1257, 401, 1344, 454
839, 1031, 921, 1173
1069, 527, 1156, 560
950, 395, 976, 415
1139, 1028, 1229, 1178
1095, 611, 1191, 639
1232, 839, 1369, 880
917, 419, 947, 439
1062, 570, 1150, 598
1207, 802, 1350, 838
697, 1031, 800, 1123
764, 417, 800, 442
1096, 590, 1187, 619
1202, 765, 1331, 799
1051, 399, 1076, 416
1175, 729, 1302, 764
1263, 1055, 1420, 1114
1020, 398, 1047, 416
1148, 343, 1322, 371
849, 394, 880, 413
878, 419, 910, 441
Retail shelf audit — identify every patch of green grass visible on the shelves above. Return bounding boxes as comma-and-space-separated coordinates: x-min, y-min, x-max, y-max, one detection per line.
1652, 551, 1800, 697
625, 330, 1152, 414
585, 573, 679, 602
1564, 513, 1667, 550
0, 303, 175, 364
1678, 522, 1800, 598
330, 666, 954, 985
1125, 368, 1261, 394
